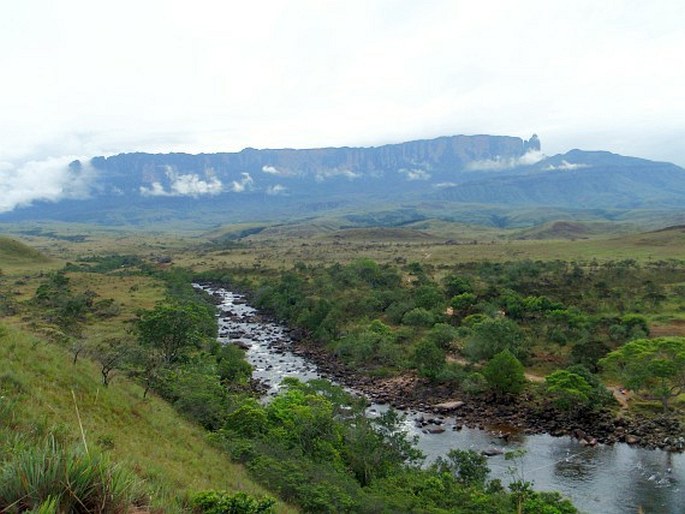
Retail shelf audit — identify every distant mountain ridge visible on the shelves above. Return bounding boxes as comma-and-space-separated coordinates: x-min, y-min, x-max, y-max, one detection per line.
87, 134, 537, 195
2, 134, 684, 227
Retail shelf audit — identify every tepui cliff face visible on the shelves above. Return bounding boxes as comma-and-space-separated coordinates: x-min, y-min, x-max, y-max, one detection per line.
2, 133, 684, 225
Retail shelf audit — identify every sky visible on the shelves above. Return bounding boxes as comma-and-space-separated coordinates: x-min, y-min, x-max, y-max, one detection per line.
1, 0, 684, 211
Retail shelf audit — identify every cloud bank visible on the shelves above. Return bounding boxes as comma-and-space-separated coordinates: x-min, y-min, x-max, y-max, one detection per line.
0, 156, 95, 213
229, 173, 254, 193
140, 166, 223, 197
543, 160, 591, 171
399, 168, 431, 181
465, 150, 545, 171
314, 168, 360, 182
261, 165, 298, 177
266, 184, 287, 195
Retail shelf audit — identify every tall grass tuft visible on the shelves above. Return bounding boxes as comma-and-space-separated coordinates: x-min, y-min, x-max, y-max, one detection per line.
0, 435, 146, 513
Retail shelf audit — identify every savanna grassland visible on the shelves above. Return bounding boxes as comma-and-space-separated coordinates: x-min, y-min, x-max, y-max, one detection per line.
1, 218, 684, 513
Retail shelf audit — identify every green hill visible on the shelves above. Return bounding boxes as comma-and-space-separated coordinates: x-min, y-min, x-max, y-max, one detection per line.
0, 236, 50, 265
0, 323, 296, 513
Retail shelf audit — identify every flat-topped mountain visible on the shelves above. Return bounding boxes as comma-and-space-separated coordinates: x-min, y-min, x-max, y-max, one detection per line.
2, 134, 684, 227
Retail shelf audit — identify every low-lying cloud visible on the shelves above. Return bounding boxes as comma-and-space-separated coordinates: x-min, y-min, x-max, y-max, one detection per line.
140, 166, 223, 197
261, 164, 297, 177
0, 156, 95, 213
230, 172, 254, 193
399, 168, 431, 181
543, 160, 591, 171
466, 150, 545, 171
314, 168, 360, 182
266, 184, 288, 195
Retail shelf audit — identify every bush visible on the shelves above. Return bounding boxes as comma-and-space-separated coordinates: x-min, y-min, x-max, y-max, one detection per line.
413, 340, 445, 380
0, 437, 143, 513
483, 350, 526, 397
191, 490, 275, 514
464, 317, 527, 362
401, 307, 435, 327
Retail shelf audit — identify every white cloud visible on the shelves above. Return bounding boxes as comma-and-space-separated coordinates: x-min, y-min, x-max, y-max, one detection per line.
266, 184, 288, 195
0, 0, 682, 214
314, 169, 360, 182
543, 160, 591, 171
0, 156, 95, 213
434, 182, 458, 189
399, 168, 431, 181
466, 150, 545, 171
230, 173, 254, 193
140, 182, 169, 197
262, 164, 300, 177
262, 165, 280, 174
140, 166, 223, 197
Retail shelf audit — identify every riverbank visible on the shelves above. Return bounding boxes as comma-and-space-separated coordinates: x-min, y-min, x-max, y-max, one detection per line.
284, 325, 685, 453
205, 283, 684, 514
206, 284, 684, 452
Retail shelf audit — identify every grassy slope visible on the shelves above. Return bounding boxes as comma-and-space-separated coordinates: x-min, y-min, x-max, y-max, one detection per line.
0, 235, 55, 274
0, 324, 297, 513
0, 236, 297, 512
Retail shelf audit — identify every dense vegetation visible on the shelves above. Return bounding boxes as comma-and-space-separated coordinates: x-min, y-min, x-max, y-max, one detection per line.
3, 225, 684, 512
0, 253, 582, 513
201, 257, 685, 419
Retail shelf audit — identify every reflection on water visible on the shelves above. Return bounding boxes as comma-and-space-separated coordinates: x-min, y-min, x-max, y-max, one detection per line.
201, 285, 685, 514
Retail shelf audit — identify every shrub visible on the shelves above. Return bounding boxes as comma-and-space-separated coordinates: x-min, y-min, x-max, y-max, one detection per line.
0, 437, 144, 513
413, 340, 445, 380
483, 350, 526, 397
401, 307, 435, 327
191, 490, 275, 514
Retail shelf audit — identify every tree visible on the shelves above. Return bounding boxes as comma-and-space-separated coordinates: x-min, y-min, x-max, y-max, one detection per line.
599, 337, 685, 411
483, 350, 526, 397
136, 301, 215, 364
464, 317, 527, 362
401, 307, 435, 327
90, 337, 134, 386
544, 370, 594, 414
450, 292, 477, 312
413, 339, 445, 380
443, 274, 473, 297
426, 323, 458, 350
432, 448, 489, 487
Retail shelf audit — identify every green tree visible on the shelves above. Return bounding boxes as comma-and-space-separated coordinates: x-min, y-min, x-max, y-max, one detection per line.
450, 292, 477, 312
432, 448, 489, 487
401, 307, 435, 327
483, 350, 526, 397
344, 409, 423, 486
136, 301, 215, 364
426, 323, 458, 350
599, 337, 685, 411
464, 317, 527, 362
413, 339, 445, 380
545, 370, 594, 414
443, 274, 473, 297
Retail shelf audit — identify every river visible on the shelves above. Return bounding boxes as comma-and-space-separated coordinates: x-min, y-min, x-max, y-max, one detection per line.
200, 284, 684, 514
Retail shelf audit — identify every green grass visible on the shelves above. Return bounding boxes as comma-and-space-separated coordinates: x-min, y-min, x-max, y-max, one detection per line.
0, 235, 54, 274
0, 324, 297, 513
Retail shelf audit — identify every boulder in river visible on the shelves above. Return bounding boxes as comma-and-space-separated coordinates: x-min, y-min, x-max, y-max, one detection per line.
481, 446, 504, 456
433, 400, 465, 412
626, 434, 641, 445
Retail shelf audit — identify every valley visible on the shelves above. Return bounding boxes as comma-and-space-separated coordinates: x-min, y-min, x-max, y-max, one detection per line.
1, 216, 684, 513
